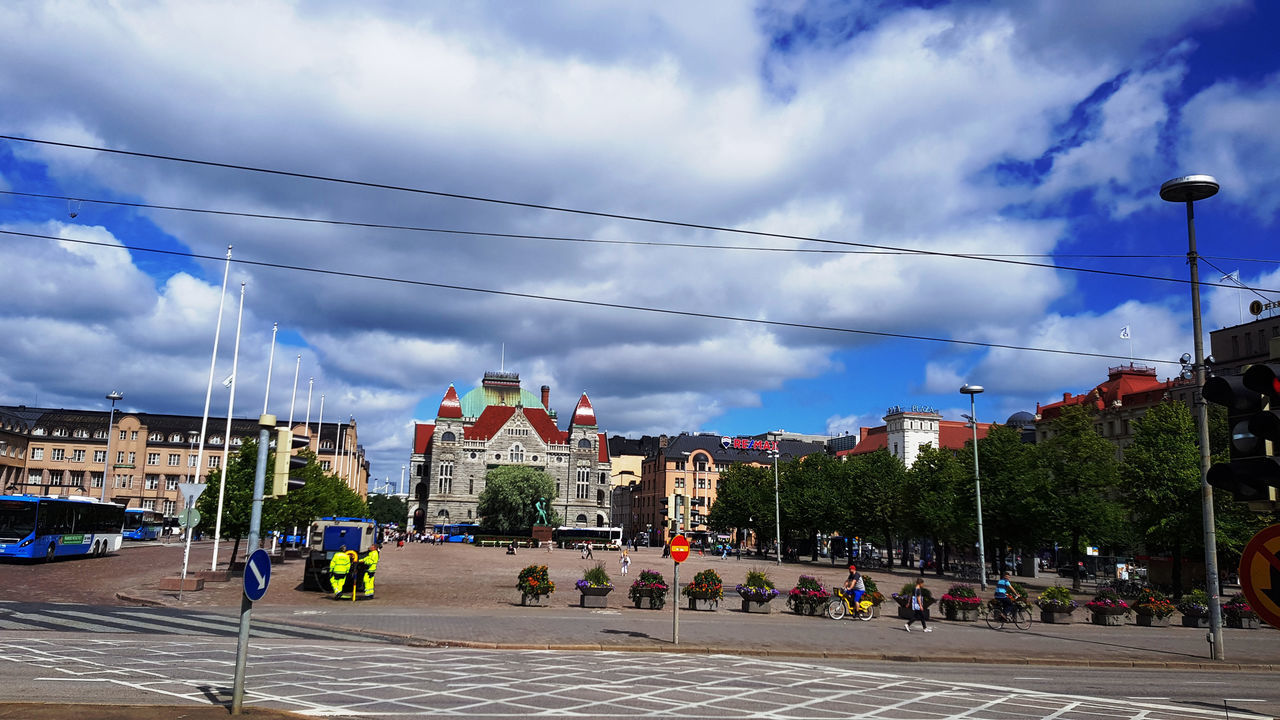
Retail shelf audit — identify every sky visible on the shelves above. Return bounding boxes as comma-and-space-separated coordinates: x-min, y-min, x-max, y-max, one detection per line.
1, 1, 1278, 493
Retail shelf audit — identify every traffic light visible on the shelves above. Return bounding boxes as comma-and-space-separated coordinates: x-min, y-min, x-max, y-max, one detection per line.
270, 429, 311, 497
1203, 363, 1280, 505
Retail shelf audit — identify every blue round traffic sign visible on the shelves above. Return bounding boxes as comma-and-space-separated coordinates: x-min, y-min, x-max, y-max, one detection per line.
244, 548, 272, 602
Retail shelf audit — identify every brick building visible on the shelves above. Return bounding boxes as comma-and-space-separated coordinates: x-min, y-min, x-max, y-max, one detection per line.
1034, 364, 1188, 459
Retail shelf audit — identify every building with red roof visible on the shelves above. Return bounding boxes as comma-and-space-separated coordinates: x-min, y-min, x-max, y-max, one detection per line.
836, 405, 991, 467
407, 371, 611, 533
1034, 363, 1188, 459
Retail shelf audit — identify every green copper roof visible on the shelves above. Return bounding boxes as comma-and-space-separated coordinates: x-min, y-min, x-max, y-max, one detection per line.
458, 386, 545, 417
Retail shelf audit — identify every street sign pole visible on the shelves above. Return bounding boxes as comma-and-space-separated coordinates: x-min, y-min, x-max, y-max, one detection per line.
231, 414, 274, 715
176, 482, 207, 603
669, 534, 690, 645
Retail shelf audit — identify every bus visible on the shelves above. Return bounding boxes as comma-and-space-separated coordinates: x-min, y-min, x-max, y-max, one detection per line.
431, 522, 480, 542
0, 495, 126, 561
552, 526, 622, 550
122, 507, 164, 541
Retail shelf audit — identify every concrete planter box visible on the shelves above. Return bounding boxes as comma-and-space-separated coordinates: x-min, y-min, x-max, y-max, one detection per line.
158, 577, 203, 591
579, 586, 612, 608
521, 593, 549, 607
1226, 616, 1259, 629
943, 605, 978, 622
1135, 614, 1170, 627
1039, 610, 1074, 624
741, 599, 772, 614
1181, 615, 1209, 628
896, 605, 931, 621
1090, 611, 1124, 626
791, 602, 825, 616
687, 597, 718, 611
632, 592, 665, 609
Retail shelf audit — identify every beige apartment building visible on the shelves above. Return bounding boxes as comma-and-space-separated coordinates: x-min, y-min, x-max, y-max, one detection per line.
0, 405, 368, 515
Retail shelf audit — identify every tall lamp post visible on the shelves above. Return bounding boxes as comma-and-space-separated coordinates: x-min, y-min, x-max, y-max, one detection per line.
100, 391, 123, 502
1160, 173, 1224, 660
768, 433, 782, 566
960, 384, 987, 590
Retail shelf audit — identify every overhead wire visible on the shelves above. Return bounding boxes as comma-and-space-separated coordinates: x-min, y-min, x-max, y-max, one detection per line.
0, 226, 1181, 365
2, 135, 1272, 290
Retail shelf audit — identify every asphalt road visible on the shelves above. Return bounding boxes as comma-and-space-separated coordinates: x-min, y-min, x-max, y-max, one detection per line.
0, 629, 1274, 719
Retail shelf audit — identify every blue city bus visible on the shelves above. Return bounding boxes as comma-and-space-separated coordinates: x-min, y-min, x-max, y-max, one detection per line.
122, 507, 164, 541
431, 522, 480, 542
0, 495, 126, 561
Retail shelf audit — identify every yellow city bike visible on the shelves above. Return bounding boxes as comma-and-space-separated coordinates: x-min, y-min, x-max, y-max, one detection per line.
827, 588, 875, 621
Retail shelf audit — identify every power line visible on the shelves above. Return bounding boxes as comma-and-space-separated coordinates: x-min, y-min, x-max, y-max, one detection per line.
0, 135, 1264, 291
0, 226, 1183, 365
0, 187, 1267, 291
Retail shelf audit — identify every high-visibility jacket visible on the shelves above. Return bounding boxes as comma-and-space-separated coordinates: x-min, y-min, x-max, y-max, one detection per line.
330, 552, 352, 575
364, 548, 379, 573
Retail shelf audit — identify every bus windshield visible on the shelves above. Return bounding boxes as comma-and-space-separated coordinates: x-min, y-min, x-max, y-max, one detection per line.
0, 499, 37, 541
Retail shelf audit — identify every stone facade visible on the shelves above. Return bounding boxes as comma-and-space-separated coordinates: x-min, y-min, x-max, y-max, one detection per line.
407, 372, 611, 532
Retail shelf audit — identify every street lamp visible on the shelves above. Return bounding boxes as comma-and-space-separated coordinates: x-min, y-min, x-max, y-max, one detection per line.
960, 384, 987, 590
1160, 173, 1224, 660
100, 391, 123, 502
767, 433, 782, 566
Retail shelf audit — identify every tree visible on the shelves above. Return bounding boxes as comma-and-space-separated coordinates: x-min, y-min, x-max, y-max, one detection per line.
1037, 405, 1123, 589
476, 466, 560, 534
904, 444, 969, 574
195, 439, 258, 565
847, 449, 908, 567
267, 448, 368, 533
368, 493, 409, 527
707, 463, 775, 551
969, 423, 1049, 574
779, 453, 842, 560
1121, 402, 1200, 592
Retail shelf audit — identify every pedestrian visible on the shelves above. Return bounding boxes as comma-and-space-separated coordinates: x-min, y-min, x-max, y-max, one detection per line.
619, 549, 631, 576
585, 543, 594, 559
362, 543, 380, 598
329, 545, 352, 599
904, 577, 931, 632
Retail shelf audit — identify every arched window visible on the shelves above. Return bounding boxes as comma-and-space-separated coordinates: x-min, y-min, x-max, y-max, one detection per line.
575, 514, 588, 524
437, 509, 449, 518
149, 432, 164, 442
509, 444, 525, 463
577, 438, 591, 449
441, 431, 456, 442
596, 489, 605, 506
596, 513, 606, 527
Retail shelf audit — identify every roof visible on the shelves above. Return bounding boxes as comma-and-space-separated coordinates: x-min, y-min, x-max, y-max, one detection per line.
437, 386, 462, 420
570, 393, 596, 427
413, 424, 435, 455
836, 421, 990, 457
658, 433, 824, 463
464, 405, 517, 440
840, 426, 887, 456
522, 406, 566, 445
459, 385, 544, 418
1037, 364, 1177, 421
597, 433, 609, 463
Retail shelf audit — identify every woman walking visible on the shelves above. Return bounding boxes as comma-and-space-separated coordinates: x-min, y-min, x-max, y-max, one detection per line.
619, 549, 631, 575
905, 577, 932, 632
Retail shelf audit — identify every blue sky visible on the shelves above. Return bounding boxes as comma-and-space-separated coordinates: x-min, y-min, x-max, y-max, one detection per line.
1, 1, 1278, 490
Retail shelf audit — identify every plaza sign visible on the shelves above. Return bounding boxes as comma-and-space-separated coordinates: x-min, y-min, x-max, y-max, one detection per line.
721, 436, 778, 452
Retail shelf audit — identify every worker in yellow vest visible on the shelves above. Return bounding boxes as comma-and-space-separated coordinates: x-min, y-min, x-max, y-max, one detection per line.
329, 545, 352, 598
363, 542, 381, 598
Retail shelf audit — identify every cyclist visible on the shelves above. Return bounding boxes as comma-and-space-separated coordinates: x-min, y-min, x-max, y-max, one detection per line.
844, 564, 866, 607
994, 571, 1021, 621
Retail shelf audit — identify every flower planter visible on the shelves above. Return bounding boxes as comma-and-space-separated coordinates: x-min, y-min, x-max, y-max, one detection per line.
687, 597, 718, 612
1226, 616, 1259, 629
1091, 611, 1124, 626
896, 604, 931, 621
632, 591, 665, 609
579, 586, 612, 608
792, 603, 824, 616
1181, 614, 1209, 628
1039, 610, 1074, 624
521, 593, 549, 607
1135, 614, 1169, 627
943, 605, 977, 622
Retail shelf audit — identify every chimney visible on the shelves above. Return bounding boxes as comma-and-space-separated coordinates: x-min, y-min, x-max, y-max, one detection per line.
541, 385, 550, 410
1063, 392, 1070, 401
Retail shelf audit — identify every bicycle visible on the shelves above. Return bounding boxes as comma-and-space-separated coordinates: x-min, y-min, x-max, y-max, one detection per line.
827, 588, 875, 621
982, 598, 1033, 630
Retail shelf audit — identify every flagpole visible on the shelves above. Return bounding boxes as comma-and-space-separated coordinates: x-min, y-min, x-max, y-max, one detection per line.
193, 246, 232, 527
211, 282, 245, 571
263, 322, 278, 415
288, 355, 301, 427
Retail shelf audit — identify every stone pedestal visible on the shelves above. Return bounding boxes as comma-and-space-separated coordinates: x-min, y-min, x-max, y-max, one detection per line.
158, 577, 203, 591
521, 593, 548, 607
531, 525, 553, 545
195, 570, 231, 582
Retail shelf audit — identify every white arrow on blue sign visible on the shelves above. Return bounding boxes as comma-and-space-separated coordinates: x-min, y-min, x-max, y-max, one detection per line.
244, 548, 272, 602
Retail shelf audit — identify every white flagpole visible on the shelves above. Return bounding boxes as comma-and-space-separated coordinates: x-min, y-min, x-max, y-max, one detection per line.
305, 378, 315, 438
335, 417, 345, 480
211, 282, 245, 571
288, 355, 301, 427
317, 393, 325, 459
263, 322, 278, 415
185, 245, 231, 586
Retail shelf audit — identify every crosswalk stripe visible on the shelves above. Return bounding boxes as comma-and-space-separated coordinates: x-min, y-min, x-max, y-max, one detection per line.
4, 610, 113, 634
56, 608, 299, 639
0, 618, 29, 630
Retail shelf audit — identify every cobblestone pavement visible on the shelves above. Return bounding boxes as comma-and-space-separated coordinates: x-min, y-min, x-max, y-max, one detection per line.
1, 636, 1273, 720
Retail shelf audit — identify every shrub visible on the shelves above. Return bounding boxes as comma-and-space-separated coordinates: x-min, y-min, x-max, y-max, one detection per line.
940, 583, 980, 611
735, 568, 779, 602
1176, 589, 1209, 617
1035, 584, 1078, 613
1085, 588, 1130, 616
629, 569, 669, 608
517, 564, 555, 596
1132, 588, 1175, 618
682, 568, 723, 600
892, 583, 935, 607
786, 575, 830, 612
575, 561, 612, 591
1222, 593, 1254, 620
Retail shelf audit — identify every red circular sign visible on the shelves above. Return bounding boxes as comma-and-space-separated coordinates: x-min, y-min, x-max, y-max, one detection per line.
1238, 523, 1280, 631
670, 534, 690, 563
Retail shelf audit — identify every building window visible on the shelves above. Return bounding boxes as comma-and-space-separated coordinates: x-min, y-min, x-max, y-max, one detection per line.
149, 432, 164, 442
28, 471, 43, 485
441, 431, 456, 442
52, 427, 68, 437
117, 451, 125, 464
189, 454, 197, 468
170, 433, 184, 443
168, 453, 180, 466
72, 449, 85, 463
51, 448, 65, 461
68, 471, 83, 487
147, 452, 160, 466
439, 462, 454, 494
209, 456, 220, 468
576, 465, 590, 499
510, 444, 525, 463
578, 438, 591, 449
73, 429, 89, 439
31, 447, 43, 461
94, 429, 106, 439
115, 474, 132, 488
91, 472, 104, 488
675, 478, 685, 489
119, 430, 126, 441
50, 471, 64, 486
131, 431, 138, 441
320, 440, 333, 450
210, 436, 222, 445
321, 460, 331, 471
162, 500, 176, 515
599, 471, 607, 484
674, 460, 685, 471
142, 499, 156, 511
128, 452, 136, 465
166, 476, 179, 491
145, 475, 159, 490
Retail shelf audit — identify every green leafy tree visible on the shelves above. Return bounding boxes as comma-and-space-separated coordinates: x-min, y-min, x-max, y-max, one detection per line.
267, 448, 369, 532
1121, 402, 1200, 592
367, 493, 409, 527
779, 453, 841, 560
1037, 405, 1123, 589
904, 443, 969, 574
707, 463, 775, 551
847, 449, 908, 567
970, 423, 1049, 574
194, 439, 258, 564
476, 466, 560, 533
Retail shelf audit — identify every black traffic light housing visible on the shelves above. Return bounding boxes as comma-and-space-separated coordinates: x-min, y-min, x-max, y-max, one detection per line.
270, 429, 312, 497
1204, 363, 1280, 506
